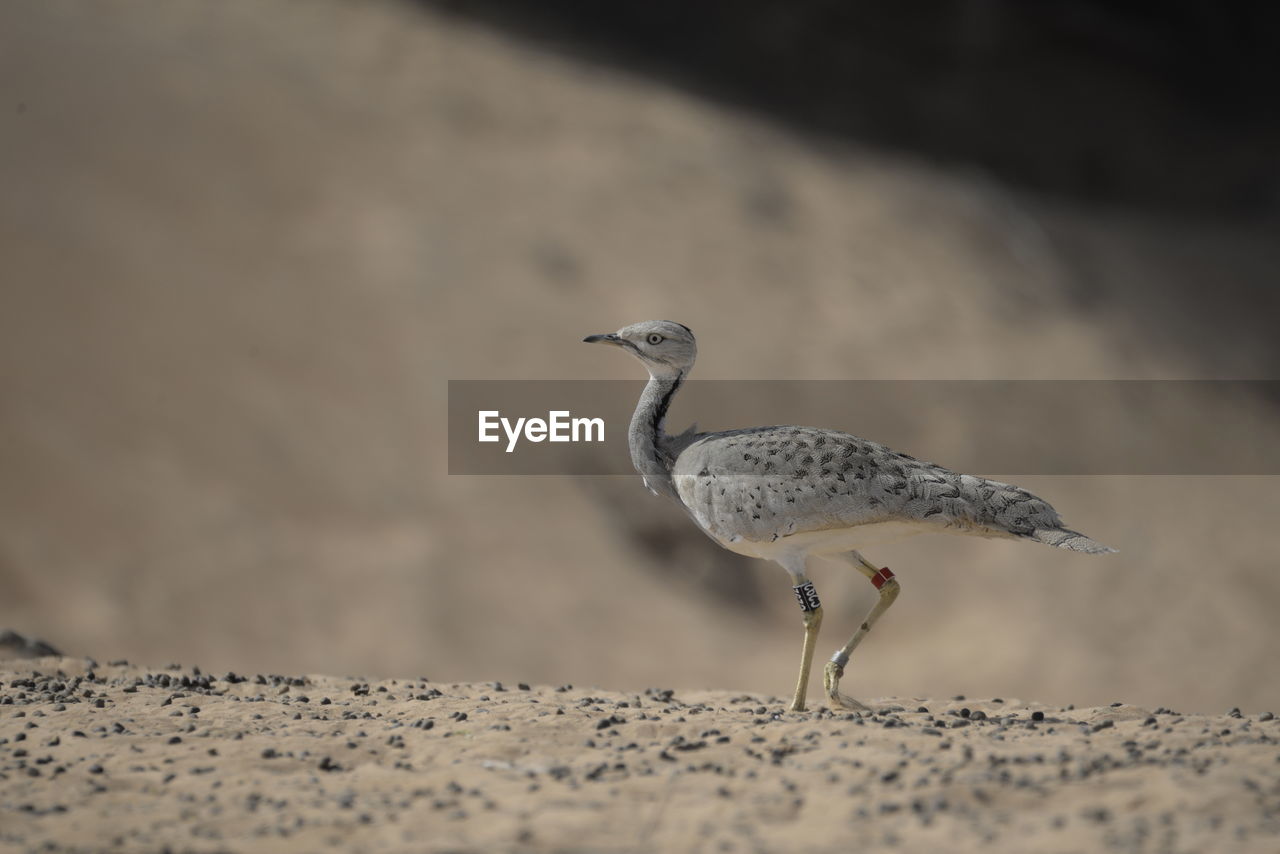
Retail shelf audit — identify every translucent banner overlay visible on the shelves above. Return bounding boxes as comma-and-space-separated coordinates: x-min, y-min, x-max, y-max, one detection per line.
448, 380, 1280, 475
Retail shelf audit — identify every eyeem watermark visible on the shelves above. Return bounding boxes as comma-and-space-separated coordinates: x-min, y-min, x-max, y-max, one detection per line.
449, 380, 1280, 475
478, 410, 605, 453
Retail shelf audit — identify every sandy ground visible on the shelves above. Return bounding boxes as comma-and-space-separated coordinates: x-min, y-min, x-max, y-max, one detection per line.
2, 657, 1277, 853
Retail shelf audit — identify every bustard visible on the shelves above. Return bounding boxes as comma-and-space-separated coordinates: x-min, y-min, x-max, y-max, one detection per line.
585, 320, 1115, 713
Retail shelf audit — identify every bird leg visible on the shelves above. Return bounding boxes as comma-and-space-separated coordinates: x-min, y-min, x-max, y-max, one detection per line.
789, 579, 823, 712
823, 552, 900, 711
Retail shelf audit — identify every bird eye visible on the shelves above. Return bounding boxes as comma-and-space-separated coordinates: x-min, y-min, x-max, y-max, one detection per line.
647, 333, 664, 345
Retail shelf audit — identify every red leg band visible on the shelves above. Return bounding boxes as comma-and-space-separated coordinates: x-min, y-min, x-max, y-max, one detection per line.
870, 567, 895, 590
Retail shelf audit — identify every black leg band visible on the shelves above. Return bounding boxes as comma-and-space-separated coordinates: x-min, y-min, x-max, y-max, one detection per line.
793, 581, 821, 612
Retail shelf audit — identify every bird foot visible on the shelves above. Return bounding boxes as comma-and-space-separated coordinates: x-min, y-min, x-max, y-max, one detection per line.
823, 661, 870, 711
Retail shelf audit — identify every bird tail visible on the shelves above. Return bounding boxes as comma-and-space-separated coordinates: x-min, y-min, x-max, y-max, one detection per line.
1029, 528, 1117, 554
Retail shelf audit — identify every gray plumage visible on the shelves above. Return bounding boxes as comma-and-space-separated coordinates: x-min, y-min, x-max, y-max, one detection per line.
585, 319, 1114, 712
589, 320, 1112, 559
670, 423, 1113, 555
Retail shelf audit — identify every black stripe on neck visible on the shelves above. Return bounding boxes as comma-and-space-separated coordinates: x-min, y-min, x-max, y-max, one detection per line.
650, 372, 684, 437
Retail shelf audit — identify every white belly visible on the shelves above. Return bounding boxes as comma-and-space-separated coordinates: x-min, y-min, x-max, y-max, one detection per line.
713, 520, 941, 561
707, 515, 1020, 563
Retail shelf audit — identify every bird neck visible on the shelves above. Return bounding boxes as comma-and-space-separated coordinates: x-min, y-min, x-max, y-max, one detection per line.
628, 371, 684, 486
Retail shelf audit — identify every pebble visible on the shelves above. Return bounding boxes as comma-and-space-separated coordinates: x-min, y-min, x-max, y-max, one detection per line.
0, 662, 1274, 853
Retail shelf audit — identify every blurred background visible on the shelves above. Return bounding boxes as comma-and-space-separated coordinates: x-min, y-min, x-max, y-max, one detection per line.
2, 0, 1277, 713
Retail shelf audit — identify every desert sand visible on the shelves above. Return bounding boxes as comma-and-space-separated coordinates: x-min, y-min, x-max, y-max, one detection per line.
2, 656, 1277, 853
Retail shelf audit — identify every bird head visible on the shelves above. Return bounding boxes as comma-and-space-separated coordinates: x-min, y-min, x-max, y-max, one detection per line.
583, 320, 697, 379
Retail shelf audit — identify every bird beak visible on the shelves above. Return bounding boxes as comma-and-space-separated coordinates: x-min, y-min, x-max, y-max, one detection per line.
583, 333, 621, 345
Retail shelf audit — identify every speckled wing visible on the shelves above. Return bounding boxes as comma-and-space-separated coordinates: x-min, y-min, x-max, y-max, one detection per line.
669, 426, 1112, 553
